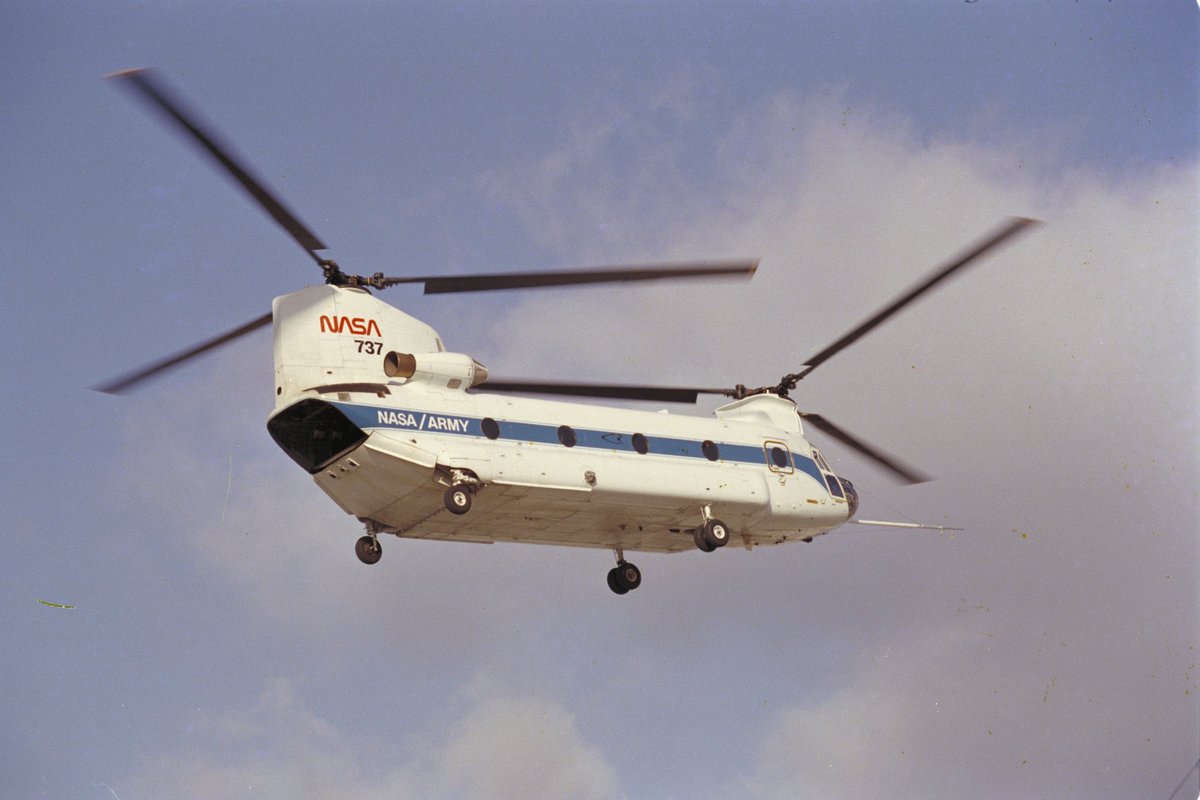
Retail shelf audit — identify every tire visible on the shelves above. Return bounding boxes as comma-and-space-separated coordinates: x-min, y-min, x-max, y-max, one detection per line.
355, 535, 382, 565
444, 485, 473, 515
607, 567, 628, 595
614, 562, 641, 592
702, 519, 729, 550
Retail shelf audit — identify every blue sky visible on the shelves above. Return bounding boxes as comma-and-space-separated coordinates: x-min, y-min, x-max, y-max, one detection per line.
2, 2, 1197, 799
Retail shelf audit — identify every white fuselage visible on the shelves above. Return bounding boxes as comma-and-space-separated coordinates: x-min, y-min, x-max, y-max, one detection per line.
267, 285, 853, 554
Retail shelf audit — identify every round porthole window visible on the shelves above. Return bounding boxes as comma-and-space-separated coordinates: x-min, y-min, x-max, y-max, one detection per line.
770, 446, 789, 468
632, 433, 649, 454
702, 440, 719, 461
481, 417, 500, 440
558, 425, 577, 447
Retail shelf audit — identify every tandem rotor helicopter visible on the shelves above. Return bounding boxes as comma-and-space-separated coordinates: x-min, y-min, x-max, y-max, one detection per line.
97, 69, 1038, 594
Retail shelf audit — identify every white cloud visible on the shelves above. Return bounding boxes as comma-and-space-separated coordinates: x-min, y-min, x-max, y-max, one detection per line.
432, 677, 620, 800
741, 621, 1196, 800
473, 80, 1200, 799
122, 677, 620, 800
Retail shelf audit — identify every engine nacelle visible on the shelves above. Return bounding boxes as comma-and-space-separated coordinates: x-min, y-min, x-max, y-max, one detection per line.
384, 351, 489, 391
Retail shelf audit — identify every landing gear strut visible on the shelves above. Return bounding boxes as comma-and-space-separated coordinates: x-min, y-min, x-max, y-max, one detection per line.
606, 549, 641, 595
442, 469, 480, 515
693, 507, 730, 552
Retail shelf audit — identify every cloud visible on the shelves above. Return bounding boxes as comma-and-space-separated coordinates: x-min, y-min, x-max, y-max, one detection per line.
433, 676, 620, 800
122, 676, 620, 800
477, 81, 1198, 496
474, 79, 1200, 799
739, 619, 1197, 800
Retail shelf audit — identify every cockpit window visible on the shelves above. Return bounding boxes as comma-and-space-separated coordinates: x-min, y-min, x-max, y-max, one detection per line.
826, 474, 845, 499
811, 448, 846, 500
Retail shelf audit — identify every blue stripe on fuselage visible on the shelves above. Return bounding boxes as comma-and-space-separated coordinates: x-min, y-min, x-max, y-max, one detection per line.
333, 401, 826, 484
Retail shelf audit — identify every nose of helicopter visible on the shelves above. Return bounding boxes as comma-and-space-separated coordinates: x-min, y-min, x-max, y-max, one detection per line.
840, 477, 860, 518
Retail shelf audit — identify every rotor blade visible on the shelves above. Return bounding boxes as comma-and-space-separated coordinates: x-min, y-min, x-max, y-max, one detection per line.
108, 68, 327, 262
475, 380, 739, 404
380, 260, 758, 294
800, 413, 931, 484
792, 217, 1039, 381
93, 311, 272, 394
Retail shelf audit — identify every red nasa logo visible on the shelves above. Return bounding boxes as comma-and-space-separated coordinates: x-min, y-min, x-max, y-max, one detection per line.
318, 315, 382, 336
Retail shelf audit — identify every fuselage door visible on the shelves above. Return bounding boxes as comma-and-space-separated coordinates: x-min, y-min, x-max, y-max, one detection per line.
764, 441, 794, 474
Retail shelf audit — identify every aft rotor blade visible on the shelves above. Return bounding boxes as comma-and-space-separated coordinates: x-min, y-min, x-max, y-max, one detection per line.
801, 413, 930, 484
108, 68, 327, 263
93, 311, 272, 394
792, 217, 1039, 381
381, 260, 758, 294
476, 380, 739, 404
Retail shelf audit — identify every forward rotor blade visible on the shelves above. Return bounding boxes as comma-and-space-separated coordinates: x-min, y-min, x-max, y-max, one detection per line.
476, 380, 739, 404
800, 413, 930, 484
381, 260, 758, 294
93, 311, 272, 394
108, 68, 327, 262
792, 217, 1039, 381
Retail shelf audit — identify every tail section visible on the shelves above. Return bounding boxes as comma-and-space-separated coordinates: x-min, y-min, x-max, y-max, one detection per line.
272, 285, 443, 409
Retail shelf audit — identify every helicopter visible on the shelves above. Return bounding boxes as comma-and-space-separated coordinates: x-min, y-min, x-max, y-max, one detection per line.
97, 69, 1038, 594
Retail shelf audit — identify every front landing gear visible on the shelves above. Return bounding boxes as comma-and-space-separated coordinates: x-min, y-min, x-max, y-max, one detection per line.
606, 549, 642, 595
693, 506, 731, 552
355, 534, 382, 565
694, 518, 730, 552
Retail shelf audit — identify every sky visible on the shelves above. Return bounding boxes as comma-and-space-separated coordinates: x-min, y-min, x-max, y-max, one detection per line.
2, 2, 1197, 798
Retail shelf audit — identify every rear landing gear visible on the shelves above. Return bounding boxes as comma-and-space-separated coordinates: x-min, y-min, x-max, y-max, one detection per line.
606, 549, 641, 595
444, 485, 473, 515
355, 534, 382, 565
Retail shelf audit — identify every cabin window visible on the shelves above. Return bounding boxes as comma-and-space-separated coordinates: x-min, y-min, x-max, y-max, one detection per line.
632, 433, 649, 454
481, 417, 500, 440
765, 443, 793, 473
770, 447, 788, 468
558, 425, 577, 447
701, 440, 720, 461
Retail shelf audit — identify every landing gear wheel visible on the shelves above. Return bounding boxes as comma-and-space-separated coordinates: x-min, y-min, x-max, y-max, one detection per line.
606, 567, 627, 595
444, 485, 473, 515
696, 519, 730, 551
355, 535, 382, 565
607, 561, 641, 594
